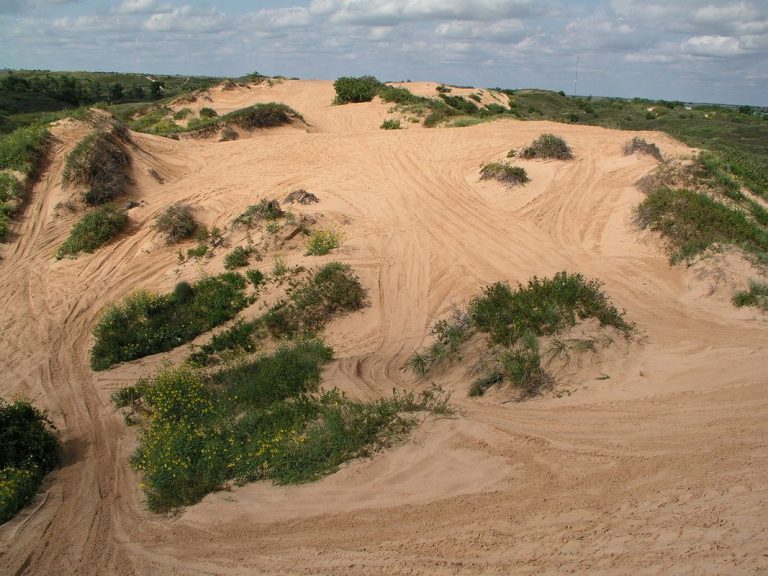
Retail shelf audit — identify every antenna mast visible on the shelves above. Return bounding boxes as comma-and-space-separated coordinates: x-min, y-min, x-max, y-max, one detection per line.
573, 55, 579, 96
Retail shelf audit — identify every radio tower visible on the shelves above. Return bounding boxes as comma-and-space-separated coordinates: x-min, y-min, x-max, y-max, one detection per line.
573, 55, 579, 96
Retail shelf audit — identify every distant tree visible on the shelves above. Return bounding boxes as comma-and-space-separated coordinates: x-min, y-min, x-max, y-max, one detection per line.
109, 82, 124, 102
150, 81, 164, 100
129, 84, 145, 99
738, 105, 753, 115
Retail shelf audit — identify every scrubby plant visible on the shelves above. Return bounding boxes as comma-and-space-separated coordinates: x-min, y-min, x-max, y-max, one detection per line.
63, 126, 131, 205
219, 125, 238, 141
380, 119, 402, 130
0, 123, 50, 177
0, 173, 25, 239
333, 76, 382, 104
56, 204, 128, 258
224, 245, 251, 269
732, 279, 768, 311
623, 137, 662, 160
199, 107, 218, 119
90, 271, 251, 370
0, 399, 59, 524
438, 94, 479, 115
234, 199, 284, 227
246, 268, 265, 289
479, 162, 530, 186
635, 188, 768, 263
377, 86, 428, 106
435, 84, 451, 93
305, 227, 345, 256
222, 103, 303, 129
499, 332, 554, 398
154, 202, 197, 244
173, 108, 192, 120
520, 133, 573, 160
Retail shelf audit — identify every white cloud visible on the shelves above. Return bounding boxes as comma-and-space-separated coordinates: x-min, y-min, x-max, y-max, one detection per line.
113, 0, 172, 15
143, 5, 227, 32
682, 35, 742, 57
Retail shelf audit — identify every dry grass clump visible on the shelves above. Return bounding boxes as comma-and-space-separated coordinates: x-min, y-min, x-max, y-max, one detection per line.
285, 189, 319, 204
479, 162, 530, 186
154, 202, 197, 244
520, 133, 573, 160
623, 137, 662, 160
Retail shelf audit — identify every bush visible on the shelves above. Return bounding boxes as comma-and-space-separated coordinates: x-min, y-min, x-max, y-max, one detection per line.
623, 137, 662, 161
635, 188, 768, 262
219, 125, 238, 141
333, 76, 382, 104
732, 280, 768, 311
520, 133, 573, 160
0, 123, 50, 177
0, 399, 59, 524
233, 199, 283, 227
246, 268, 265, 289
438, 94, 479, 115
305, 227, 345, 256
63, 127, 131, 205
57, 204, 128, 258
222, 103, 303, 129
154, 202, 197, 244
0, 173, 24, 239
380, 119, 402, 130
224, 245, 251, 269
479, 162, 530, 186
263, 262, 365, 338
377, 86, 427, 106
90, 271, 251, 370
173, 108, 192, 120
199, 107, 218, 119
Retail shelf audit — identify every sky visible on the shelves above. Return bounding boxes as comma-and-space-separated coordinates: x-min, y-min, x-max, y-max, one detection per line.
1, 0, 766, 106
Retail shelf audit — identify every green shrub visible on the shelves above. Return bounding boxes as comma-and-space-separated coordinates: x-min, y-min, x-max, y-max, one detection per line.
439, 94, 479, 115
63, 127, 131, 205
90, 271, 250, 370
173, 108, 192, 120
263, 262, 365, 338
333, 76, 382, 104
380, 119, 402, 130
154, 202, 197, 244
234, 199, 283, 227
0, 123, 50, 177
377, 86, 428, 106
0, 399, 59, 524
635, 188, 768, 262
222, 103, 303, 129
0, 173, 24, 239
436, 84, 451, 93
479, 162, 530, 186
469, 372, 503, 397
732, 280, 768, 311
246, 268, 265, 288
199, 107, 218, 119
520, 133, 573, 160
57, 204, 128, 258
499, 332, 553, 398
188, 319, 259, 366
305, 227, 345, 255
623, 137, 662, 160
224, 245, 251, 269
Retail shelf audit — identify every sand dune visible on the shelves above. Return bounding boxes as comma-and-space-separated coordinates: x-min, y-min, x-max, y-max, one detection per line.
1, 80, 766, 575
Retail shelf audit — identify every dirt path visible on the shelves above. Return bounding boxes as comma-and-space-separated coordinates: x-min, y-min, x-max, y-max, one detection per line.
1, 81, 766, 575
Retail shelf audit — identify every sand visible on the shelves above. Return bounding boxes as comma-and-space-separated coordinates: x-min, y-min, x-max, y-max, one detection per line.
1, 80, 766, 575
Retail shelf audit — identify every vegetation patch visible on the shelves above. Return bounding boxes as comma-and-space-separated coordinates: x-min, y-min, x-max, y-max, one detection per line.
732, 279, 768, 311
0, 399, 59, 524
233, 199, 284, 227
408, 272, 633, 399
380, 119, 401, 130
333, 76, 382, 104
520, 133, 573, 160
305, 226, 345, 256
90, 271, 252, 370
635, 188, 768, 263
224, 245, 252, 270
0, 172, 24, 239
479, 162, 530, 186
63, 122, 131, 205
222, 103, 303, 130
118, 345, 448, 511
155, 202, 197, 244
57, 204, 128, 258
0, 122, 50, 177
623, 137, 662, 160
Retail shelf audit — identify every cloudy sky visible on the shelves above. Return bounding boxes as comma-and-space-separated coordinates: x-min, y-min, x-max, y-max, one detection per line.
1, 0, 766, 105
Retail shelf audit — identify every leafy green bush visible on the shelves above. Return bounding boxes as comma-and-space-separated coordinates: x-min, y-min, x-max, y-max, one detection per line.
246, 268, 265, 289
90, 271, 251, 370
333, 76, 382, 104
123, 345, 449, 511
154, 202, 197, 244
520, 133, 573, 160
732, 279, 768, 311
623, 137, 662, 160
499, 332, 553, 398
199, 107, 218, 119
479, 162, 530, 186
0, 172, 24, 239
263, 262, 365, 338
173, 108, 192, 120
377, 86, 428, 106
0, 399, 59, 524
222, 103, 303, 129
63, 126, 131, 205
439, 94, 479, 115
635, 188, 768, 262
305, 227, 345, 255
380, 119, 402, 130
57, 204, 128, 258
224, 246, 252, 270
0, 123, 50, 177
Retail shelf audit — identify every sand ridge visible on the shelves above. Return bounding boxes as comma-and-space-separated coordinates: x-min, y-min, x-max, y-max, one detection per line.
0, 80, 766, 575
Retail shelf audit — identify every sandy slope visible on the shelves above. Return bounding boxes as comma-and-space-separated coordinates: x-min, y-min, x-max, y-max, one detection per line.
1, 80, 766, 575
